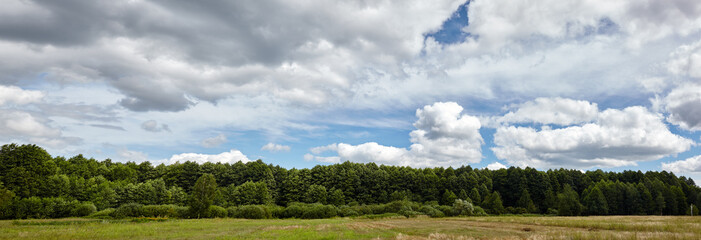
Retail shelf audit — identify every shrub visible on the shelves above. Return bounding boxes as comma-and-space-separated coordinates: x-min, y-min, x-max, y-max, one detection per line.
88, 208, 115, 218
398, 210, 423, 218
418, 205, 444, 218
369, 204, 385, 214
268, 205, 285, 219
72, 202, 97, 217
142, 205, 180, 218
282, 204, 304, 218
352, 205, 372, 215
112, 203, 145, 218
339, 207, 359, 217
472, 206, 487, 216
384, 200, 419, 214
301, 204, 337, 219
453, 199, 475, 216
436, 205, 455, 217
547, 208, 559, 215
207, 205, 227, 218
226, 206, 238, 218
234, 205, 270, 219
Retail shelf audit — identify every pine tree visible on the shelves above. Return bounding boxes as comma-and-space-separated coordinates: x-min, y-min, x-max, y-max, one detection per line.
442, 190, 457, 205
582, 186, 608, 215
557, 185, 583, 216
517, 189, 537, 213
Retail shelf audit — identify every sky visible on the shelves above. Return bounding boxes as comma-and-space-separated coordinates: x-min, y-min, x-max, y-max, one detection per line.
2, 0, 701, 181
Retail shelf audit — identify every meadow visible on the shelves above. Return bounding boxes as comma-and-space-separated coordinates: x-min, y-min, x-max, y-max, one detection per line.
1, 215, 699, 240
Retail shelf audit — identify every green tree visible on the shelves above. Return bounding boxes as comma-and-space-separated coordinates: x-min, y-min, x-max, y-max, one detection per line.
189, 174, 217, 218
304, 184, 327, 204
441, 190, 457, 206
469, 187, 481, 204
482, 191, 504, 215
557, 185, 583, 216
231, 181, 272, 205
0, 144, 56, 198
0, 185, 15, 219
328, 188, 345, 206
517, 189, 537, 213
582, 186, 608, 215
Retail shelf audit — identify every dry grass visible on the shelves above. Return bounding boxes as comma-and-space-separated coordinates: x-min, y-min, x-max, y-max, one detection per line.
1, 216, 699, 239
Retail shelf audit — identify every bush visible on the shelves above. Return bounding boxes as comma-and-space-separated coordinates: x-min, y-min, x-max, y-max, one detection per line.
301, 204, 337, 219
352, 205, 372, 215
207, 205, 227, 218
547, 208, 559, 215
268, 205, 285, 219
472, 206, 487, 216
384, 200, 419, 214
282, 204, 304, 218
369, 204, 386, 214
143, 205, 180, 218
233, 205, 271, 219
88, 208, 115, 219
72, 202, 97, 217
226, 206, 238, 218
339, 207, 359, 217
436, 205, 456, 217
418, 205, 444, 218
112, 203, 145, 218
399, 210, 423, 218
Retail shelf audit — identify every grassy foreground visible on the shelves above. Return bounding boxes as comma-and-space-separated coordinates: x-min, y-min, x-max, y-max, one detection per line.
1, 216, 700, 240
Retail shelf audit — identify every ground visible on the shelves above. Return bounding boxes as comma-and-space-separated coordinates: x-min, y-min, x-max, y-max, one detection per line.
1, 216, 699, 239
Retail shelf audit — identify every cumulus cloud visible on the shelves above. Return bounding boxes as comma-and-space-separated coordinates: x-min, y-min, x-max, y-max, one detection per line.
261, 143, 290, 152
492, 100, 694, 169
662, 155, 701, 173
200, 134, 227, 148
486, 162, 507, 170
657, 84, 701, 131
117, 148, 149, 162
306, 102, 483, 167
0, 85, 43, 105
168, 149, 250, 164
140, 120, 171, 132
497, 97, 599, 125
0, 109, 80, 148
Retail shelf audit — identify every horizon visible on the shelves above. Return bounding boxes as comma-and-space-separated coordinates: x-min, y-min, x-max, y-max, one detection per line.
2, 0, 701, 183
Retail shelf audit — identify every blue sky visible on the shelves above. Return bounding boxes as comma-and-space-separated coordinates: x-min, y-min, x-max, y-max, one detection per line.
2, 0, 701, 181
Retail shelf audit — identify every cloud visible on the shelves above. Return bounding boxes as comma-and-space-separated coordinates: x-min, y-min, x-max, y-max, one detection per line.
0, 109, 80, 148
497, 97, 599, 126
662, 155, 701, 173
0, 85, 43, 105
306, 102, 483, 167
201, 133, 227, 148
657, 84, 701, 131
141, 120, 171, 132
89, 124, 125, 131
117, 148, 149, 162
168, 149, 250, 164
486, 162, 507, 170
492, 100, 694, 169
261, 143, 291, 152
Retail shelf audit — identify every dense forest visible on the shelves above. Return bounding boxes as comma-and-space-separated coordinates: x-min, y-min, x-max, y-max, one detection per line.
1, 143, 699, 219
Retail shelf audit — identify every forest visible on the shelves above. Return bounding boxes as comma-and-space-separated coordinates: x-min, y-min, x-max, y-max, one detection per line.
0, 143, 699, 219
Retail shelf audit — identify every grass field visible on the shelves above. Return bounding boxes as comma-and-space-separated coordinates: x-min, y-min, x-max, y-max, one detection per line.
1, 216, 699, 240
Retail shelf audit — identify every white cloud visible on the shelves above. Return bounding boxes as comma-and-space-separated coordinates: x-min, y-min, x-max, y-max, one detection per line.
0, 85, 43, 105
168, 149, 250, 164
667, 39, 701, 79
662, 155, 701, 173
498, 97, 599, 125
261, 143, 290, 152
486, 162, 507, 170
493, 102, 694, 169
465, 0, 701, 50
200, 133, 227, 148
140, 120, 171, 132
117, 148, 149, 162
306, 102, 483, 167
0, 110, 79, 148
658, 84, 701, 131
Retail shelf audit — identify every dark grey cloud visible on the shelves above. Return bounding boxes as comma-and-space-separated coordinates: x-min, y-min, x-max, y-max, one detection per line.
89, 124, 126, 131
141, 120, 171, 132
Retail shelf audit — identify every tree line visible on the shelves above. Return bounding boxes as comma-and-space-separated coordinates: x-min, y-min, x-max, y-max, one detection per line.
0, 143, 699, 219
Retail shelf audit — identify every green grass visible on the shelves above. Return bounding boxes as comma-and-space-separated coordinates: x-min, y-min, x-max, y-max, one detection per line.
1, 216, 700, 239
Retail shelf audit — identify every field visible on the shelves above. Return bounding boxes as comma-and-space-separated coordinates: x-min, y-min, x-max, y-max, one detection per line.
1, 216, 699, 240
